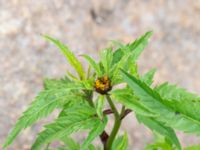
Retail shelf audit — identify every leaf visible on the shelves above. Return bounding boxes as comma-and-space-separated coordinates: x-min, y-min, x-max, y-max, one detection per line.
100, 48, 113, 75
88, 145, 101, 150
87, 65, 91, 79
111, 88, 156, 117
112, 133, 128, 150
3, 81, 88, 148
136, 115, 181, 149
82, 117, 107, 149
66, 71, 78, 80
111, 32, 152, 84
111, 47, 125, 65
112, 31, 152, 68
141, 68, 156, 86
120, 69, 200, 138
31, 104, 99, 150
128, 31, 153, 61
155, 82, 200, 121
43, 77, 71, 90
95, 95, 105, 118
76, 78, 94, 90
124, 31, 153, 72
109, 40, 125, 49
61, 137, 80, 150
43, 35, 85, 79
144, 140, 173, 150
81, 54, 102, 77
155, 82, 200, 101
184, 145, 200, 150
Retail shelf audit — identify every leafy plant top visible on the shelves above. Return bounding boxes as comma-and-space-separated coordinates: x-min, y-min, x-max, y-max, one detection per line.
3, 32, 200, 150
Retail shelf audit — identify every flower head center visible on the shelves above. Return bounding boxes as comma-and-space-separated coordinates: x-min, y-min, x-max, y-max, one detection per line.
94, 76, 112, 94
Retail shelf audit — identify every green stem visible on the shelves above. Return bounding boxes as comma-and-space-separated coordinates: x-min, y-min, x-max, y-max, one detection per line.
106, 95, 121, 150
106, 95, 119, 118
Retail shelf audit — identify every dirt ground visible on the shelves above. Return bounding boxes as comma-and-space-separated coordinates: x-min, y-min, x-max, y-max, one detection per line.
1, 0, 200, 149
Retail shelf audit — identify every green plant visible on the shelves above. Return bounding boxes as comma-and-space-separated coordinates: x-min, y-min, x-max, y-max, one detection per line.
3, 32, 200, 150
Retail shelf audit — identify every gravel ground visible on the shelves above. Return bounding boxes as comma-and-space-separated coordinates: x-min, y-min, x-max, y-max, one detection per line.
1, 0, 200, 149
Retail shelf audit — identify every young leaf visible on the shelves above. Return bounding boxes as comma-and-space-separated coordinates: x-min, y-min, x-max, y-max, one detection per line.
100, 48, 113, 75
120, 69, 200, 137
82, 117, 107, 149
128, 31, 153, 61
111, 31, 152, 68
81, 54, 102, 77
43, 35, 85, 79
110, 32, 153, 84
123, 31, 153, 72
112, 133, 128, 150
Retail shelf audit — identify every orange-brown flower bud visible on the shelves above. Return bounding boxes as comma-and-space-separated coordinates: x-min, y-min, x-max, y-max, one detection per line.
94, 76, 112, 94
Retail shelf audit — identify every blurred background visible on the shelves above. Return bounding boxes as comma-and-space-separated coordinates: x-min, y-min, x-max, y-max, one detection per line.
1, 0, 200, 149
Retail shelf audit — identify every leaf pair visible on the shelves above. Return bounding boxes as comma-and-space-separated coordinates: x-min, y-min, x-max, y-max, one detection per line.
3, 78, 92, 148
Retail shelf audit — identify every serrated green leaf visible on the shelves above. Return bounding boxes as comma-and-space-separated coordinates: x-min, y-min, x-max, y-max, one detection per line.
111, 88, 155, 117
31, 104, 99, 150
43, 35, 85, 80
136, 115, 181, 149
3, 80, 88, 148
155, 82, 200, 121
112, 133, 128, 150
120, 69, 200, 138
82, 117, 107, 150
128, 31, 153, 61
43, 77, 71, 90
155, 82, 200, 101
124, 31, 153, 72
111, 32, 152, 84
81, 54, 102, 77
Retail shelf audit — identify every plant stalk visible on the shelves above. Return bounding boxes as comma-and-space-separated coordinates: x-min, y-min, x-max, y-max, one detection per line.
105, 95, 121, 150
